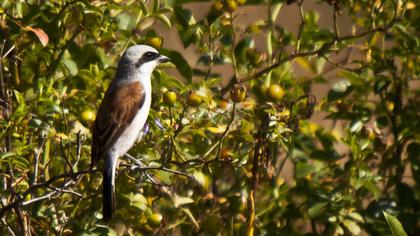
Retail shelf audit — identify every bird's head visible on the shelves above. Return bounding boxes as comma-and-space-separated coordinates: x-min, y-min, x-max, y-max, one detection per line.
116, 45, 170, 81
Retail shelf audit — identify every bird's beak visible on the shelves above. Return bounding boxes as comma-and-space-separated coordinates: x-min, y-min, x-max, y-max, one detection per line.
158, 55, 170, 63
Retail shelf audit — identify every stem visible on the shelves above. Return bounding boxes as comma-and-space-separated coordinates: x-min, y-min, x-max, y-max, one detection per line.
203, 102, 236, 159
47, 27, 83, 79
247, 113, 269, 236
295, 0, 305, 53
247, 192, 255, 236
333, 4, 340, 38
32, 137, 46, 186
221, 10, 401, 95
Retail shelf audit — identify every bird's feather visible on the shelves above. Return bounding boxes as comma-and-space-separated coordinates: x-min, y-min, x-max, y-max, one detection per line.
91, 80, 145, 167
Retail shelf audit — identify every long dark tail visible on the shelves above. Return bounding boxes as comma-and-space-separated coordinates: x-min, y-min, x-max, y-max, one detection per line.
103, 155, 116, 221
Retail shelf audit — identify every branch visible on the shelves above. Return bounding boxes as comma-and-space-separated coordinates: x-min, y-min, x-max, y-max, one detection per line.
32, 136, 46, 185
221, 10, 401, 94
203, 102, 237, 159
0, 170, 95, 218
46, 26, 83, 79
295, 0, 305, 53
123, 153, 194, 180
127, 164, 194, 180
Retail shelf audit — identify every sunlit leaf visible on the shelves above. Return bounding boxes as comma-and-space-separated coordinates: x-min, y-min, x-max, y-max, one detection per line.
383, 212, 408, 236
172, 194, 194, 208
24, 27, 49, 46
327, 80, 353, 102
342, 219, 361, 235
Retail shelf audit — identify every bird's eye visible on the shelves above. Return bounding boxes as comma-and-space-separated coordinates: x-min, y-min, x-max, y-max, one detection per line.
145, 52, 153, 58
136, 51, 158, 67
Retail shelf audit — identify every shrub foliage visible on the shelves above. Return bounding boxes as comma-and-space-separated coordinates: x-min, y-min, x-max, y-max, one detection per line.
0, 0, 418, 235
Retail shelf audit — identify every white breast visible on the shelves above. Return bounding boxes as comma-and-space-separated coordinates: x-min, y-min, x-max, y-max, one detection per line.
108, 79, 151, 158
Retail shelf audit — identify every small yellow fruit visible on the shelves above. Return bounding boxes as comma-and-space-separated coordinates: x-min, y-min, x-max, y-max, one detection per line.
212, 0, 224, 11
81, 110, 96, 122
148, 213, 163, 227
237, 0, 246, 5
224, 0, 238, 12
187, 92, 202, 107
267, 84, 285, 101
146, 36, 163, 49
230, 85, 246, 103
163, 91, 177, 107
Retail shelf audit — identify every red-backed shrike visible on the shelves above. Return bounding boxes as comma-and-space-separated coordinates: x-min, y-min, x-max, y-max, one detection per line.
91, 45, 169, 221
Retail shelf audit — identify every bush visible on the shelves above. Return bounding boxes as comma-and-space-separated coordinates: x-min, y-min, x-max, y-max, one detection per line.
0, 0, 418, 235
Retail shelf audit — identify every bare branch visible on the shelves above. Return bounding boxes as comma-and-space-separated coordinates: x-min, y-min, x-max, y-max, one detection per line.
75, 130, 83, 166
221, 9, 401, 95
1, 218, 16, 236
123, 153, 193, 181
0, 170, 95, 218
32, 136, 46, 186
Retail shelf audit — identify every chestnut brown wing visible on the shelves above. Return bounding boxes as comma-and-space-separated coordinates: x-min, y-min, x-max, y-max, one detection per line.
91, 81, 145, 167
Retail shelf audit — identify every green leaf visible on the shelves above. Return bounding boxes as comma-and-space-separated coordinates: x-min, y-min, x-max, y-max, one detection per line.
116, 12, 136, 30
348, 212, 364, 223
234, 37, 254, 65
270, 3, 282, 23
181, 208, 199, 229
124, 193, 148, 211
159, 49, 192, 82
327, 80, 353, 102
153, 0, 159, 12
295, 162, 317, 178
350, 120, 363, 133
13, 90, 25, 105
172, 194, 194, 208
193, 171, 208, 189
383, 212, 408, 236
153, 169, 173, 184
342, 219, 361, 235
174, 6, 195, 28
154, 13, 172, 28
310, 150, 341, 161
62, 58, 78, 76
308, 202, 328, 218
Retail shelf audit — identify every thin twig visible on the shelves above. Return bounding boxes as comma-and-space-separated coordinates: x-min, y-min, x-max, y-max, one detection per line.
1, 218, 16, 236
47, 26, 83, 79
333, 4, 340, 37
203, 102, 237, 159
123, 153, 193, 180
0, 170, 95, 218
295, 0, 305, 53
221, 11, 402, 95
1, 45, 15, 59
60, 138, 74, 173
75, 130, 83, 166
32, 136, 46, 186
124, 163, 193, 179
47, 185, 82, 197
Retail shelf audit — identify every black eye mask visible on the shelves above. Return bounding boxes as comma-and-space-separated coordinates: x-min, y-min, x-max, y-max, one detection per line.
135, 51, 160, 67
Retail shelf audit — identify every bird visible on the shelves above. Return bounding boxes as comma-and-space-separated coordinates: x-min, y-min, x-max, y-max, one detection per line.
91, 45, 170, 221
